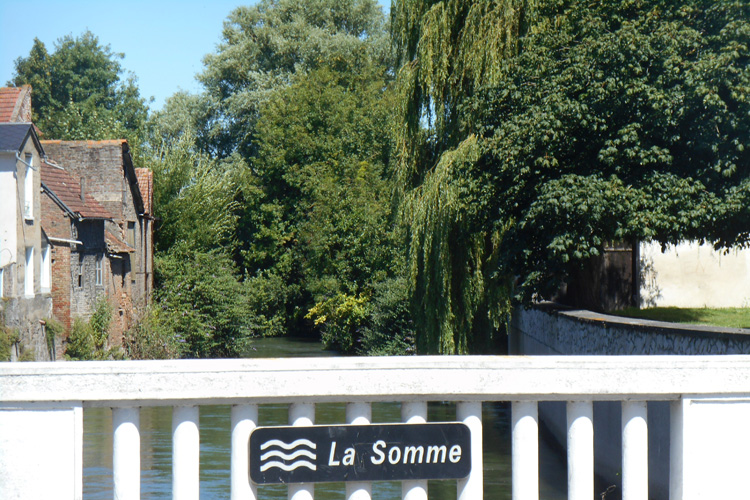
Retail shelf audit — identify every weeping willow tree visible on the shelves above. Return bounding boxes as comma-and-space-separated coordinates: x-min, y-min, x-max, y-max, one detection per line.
391, 0, 539, 354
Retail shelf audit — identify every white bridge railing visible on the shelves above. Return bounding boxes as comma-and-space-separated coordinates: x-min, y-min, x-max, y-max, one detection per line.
3, 355, 750, 499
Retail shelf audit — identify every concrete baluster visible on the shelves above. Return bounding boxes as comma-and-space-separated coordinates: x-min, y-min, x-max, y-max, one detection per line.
173, 405, 200, 500
113, 406, 140, 500
457, 402, 483, 500
346, 402, 373, 500
511, 401, 538, 500
289, 402, 315, 500
231, 404, 259, 500
401, 401, 428, 500
567, 401, 594, 500
669, 400, 685, 500
622, 401, 648, 500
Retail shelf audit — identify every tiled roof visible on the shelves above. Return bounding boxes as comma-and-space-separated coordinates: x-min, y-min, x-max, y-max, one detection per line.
0, 87, 24, 122
135, 168, 153, 215
41, 161, 112, 219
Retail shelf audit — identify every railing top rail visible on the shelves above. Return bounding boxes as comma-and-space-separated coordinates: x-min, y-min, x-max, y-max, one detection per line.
3, 355, 750, 406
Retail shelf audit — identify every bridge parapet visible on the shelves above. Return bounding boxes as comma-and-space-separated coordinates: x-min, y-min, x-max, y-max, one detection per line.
1, 355, 749, 499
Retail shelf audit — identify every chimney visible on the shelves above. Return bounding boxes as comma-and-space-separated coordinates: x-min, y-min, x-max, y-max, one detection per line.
18, 86, 32, 122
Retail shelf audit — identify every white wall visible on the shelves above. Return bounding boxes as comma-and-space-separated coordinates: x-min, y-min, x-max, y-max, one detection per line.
640, 241, 750, 308
0, 403, 83, 500
0, 153, 18, 268
677, 396, 750, 499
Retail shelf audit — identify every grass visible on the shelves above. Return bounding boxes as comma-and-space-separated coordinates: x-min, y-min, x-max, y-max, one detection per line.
611, 307, 750, 330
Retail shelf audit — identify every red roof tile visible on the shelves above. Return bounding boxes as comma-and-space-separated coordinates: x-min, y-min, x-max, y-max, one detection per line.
0, 86, 31, 123
0, 88, 23, 122
41, 161, 113, 219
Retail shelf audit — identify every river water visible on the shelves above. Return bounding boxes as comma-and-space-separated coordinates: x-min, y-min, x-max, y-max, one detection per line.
83, 337, 567, 499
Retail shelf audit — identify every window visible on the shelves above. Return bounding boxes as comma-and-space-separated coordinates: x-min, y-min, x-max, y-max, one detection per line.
78, 258, 83, 288
25, 247, 34, 297
127, 221, 136, 248
95, 255, 103, 286
24, 154, 33, 219
41, 244, 51, 292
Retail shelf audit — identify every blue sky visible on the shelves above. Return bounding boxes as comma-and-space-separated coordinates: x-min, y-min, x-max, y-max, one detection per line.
1, 1, 390, 111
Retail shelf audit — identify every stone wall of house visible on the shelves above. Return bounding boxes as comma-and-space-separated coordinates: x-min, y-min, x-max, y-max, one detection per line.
42, 140, 148, 341
1, 130, 53, 361
1, 295, 53, 361
41, 188, 72, 336
42, 141, 128, 220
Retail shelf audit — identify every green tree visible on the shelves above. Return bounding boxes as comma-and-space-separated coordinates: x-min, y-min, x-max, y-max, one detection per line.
9, 31, 149, 144
150, 134, 241, 253
146, 133, 253, 357
391, 0, 535, 353
194, 0, 389, 158
245, 62, 408, 350
393, 0, 750, 354
471, 0, 750, 303
154, 243, 255, 358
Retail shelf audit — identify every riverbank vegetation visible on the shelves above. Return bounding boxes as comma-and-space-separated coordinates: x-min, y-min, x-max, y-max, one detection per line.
9, 0, 749, 358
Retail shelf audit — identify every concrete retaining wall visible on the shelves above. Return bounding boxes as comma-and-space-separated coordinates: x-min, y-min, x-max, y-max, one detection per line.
510, 304, 750, 499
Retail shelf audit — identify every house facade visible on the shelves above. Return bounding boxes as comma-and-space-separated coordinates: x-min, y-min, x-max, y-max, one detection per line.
40, 160, 115, 357
0, 123, 53, 360
41, 140, 154, 347
0, 86, 155, 359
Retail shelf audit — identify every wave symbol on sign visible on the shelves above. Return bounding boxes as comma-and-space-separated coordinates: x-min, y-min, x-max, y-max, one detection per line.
259, 439, 317, 472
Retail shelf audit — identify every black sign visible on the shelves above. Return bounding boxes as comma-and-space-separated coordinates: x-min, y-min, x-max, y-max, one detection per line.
249, 422, 471, 484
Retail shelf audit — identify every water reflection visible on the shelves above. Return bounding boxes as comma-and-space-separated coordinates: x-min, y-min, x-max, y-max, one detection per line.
83, 338, 567, 499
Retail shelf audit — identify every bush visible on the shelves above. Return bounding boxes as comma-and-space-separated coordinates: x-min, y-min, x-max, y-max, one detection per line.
306, 293, 371, 354
45, 318, 64, 357
359, 277, 415, 356
154, 244, 256, 358
123, 307, 182, 360
65, 298, 119, 360
0, 326, 18, 361
65, 317, 96, 360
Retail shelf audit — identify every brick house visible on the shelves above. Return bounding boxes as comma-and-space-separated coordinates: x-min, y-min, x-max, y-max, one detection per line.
41, 140, 154, 346
0, 122, 54, 360
40, 160, 115, 356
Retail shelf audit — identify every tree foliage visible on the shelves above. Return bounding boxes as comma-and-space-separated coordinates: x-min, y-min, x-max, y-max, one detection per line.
150, 135, 240, 253
145, 133, 253, 357
393, 0, 750, 352
244, 62, 410, 351
473, 0, 750, 301
141, 0, 409, 356
9, 31, 149, 144
194, 0, 389, 158
391, 0, 536, 353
